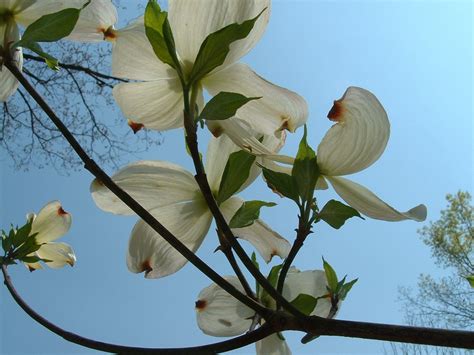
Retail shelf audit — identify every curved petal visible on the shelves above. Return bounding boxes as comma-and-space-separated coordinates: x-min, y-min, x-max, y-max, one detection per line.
0, 23, 22, 102
126, 202, 212, 279
283, 268, 333, 317
317, 87, 390, 176
66, 0, 118, 42
326, 176, 427, 222
204, 63, 308, 135
112, 18, 176, 80
195, 276, 254, 337
37, 242, 76, 268
31, 201, 71, 243
15, 0, 87, 26
221, 197, 291, 262
168, 0, 270, 71
256, 334, 291, 355
91, 160, 198, 215
207, 118, 294, 165
113, 78, 184, 131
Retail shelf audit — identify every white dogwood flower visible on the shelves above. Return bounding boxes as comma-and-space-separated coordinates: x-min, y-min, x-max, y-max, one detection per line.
111, 0, 308, 139
195, 268, 334, 355
91, 134, 291, 279
23, 201, 76, 271
0, 0, 85, 101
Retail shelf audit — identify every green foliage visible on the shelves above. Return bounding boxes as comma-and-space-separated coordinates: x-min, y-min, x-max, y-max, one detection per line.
419, 191, 473, 276
1, 220, 44, 265
322, 257, 338, 292
262, 167, 299, 203
200, 92, 260, 121
466, 275, 474, 288
291, 126, 318, 202
318, 200, 363, 229
14, 5, 86, 70
323, 257, 358, 301
290, 293, 318, 316
260, 264, 282, 308
145, 0, 180, 71
229, 200, 276, 228
216, 150, 256, 205
189, 9, 265, 83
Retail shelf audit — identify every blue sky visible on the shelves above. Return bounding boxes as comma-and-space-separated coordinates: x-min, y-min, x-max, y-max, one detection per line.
1, 0, 472, 354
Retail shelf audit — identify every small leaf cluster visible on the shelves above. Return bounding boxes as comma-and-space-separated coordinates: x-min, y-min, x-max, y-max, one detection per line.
323, 258, 358, 305
0, 220, 45, 266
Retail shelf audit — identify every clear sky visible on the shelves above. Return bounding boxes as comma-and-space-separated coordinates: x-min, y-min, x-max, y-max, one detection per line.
1, 0, 472, 354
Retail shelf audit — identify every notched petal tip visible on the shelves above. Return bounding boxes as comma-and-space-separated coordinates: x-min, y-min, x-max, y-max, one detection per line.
57, 206, 68, 216
140, 259, 153, 277
195, 299, 207, 311
327, 99, 345, 122
128, 120, 144, 134
103, 26, 118, 41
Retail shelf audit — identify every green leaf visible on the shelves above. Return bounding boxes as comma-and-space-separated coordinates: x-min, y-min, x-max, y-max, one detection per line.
290, 293, 318, 316
20, 255, 42, 264
15, 7, 83, 47
318, 200, 363, 229
267, 264, 283, 288
339, 278, 358, 300
262, 167, 299, 203
2, 231, 12, 253
291, 126, 318, 202
216, 150, 256, 205
144, 0, 180, 70
20, 42, 59, 70
189, 9, 266, 83
322, 257, 338, 292
200, 92, 260, 121
12, 221, 32, 248
12, 233, 40, 259
229, 200, 276, 228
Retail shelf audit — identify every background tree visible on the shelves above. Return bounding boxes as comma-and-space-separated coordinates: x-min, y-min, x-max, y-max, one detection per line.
0, 1, 160, 171
388, 191, 473, 354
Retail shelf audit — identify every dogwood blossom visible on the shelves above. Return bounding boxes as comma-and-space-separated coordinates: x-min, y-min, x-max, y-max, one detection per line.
267, 87, 427, 222
0, 0, 85, 101
195, 268, 334, 355
91, 134, 291, 279
111, 0, 308, 140
23, 201, 76, 271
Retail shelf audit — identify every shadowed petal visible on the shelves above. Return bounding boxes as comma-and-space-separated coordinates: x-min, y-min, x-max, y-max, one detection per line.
37, 242, 76, 268
256, 334, 291, 355
195, 276, 254, 337
91, 160, 198, 215
221, 197, 291, 262
326, 176, 427, 222
15, 0, 87, 26
127, 202, 212, 279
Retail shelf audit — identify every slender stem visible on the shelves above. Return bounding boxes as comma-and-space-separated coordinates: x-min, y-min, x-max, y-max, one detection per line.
3, 60, 269, 318
182, 83, 304, 318
1, 264, 278, 354
276, 204, 311, 308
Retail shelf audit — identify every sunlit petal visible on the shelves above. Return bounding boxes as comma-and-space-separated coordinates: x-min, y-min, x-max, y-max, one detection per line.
15, 0, 87, 26
67, 0, 118, 42
91, 160, 198, 215
112, 18, 176, 80
0, 23, 22, 102
283, 268, 333, 317
221, 197, 291, 262
195, 276, 254, 337
169, 0, 270, 72
317, 87, 390, 176
326, 176, 427, 222
30, 201, 71, 243
37, 242, 76, 268
127, 202, 212, 279
204, 63, 308, 135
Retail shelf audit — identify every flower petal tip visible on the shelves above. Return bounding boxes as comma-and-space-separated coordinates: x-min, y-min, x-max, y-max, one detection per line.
195, 299, 207, 312
128, 120, 144, 134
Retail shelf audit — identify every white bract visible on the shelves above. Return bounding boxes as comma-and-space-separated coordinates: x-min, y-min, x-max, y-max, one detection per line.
0, 0, 85, 101
268, 86, 427, 222
91, 134, 291, 279
196, 268, 334, 355
111, 0, 308, 141
23, 200, 76, 271
67, 0, 118, 42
